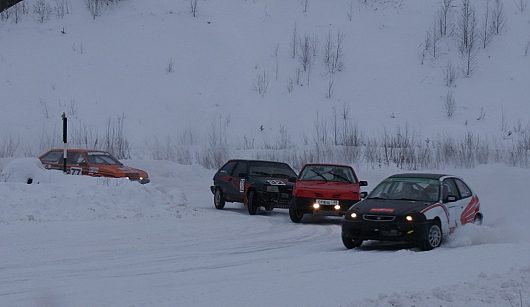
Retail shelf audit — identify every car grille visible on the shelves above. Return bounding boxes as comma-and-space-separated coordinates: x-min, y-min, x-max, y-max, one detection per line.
363, 214, 396, 222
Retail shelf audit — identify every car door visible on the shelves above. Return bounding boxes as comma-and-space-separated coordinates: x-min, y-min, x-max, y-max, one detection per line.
442, 178, 467, 229
214, 161, 238, 201
454, 178, 475, 225
228, 161, 247, 202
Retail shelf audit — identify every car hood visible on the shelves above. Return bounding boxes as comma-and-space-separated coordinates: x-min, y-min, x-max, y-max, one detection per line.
352, 199, 435, 216
296, 180, 358, 192
93, 165, 147, 177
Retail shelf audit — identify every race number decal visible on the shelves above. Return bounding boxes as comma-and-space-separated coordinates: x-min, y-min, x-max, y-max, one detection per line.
240, 179, 245, 192
69, 167, 82, 175
266, 179, 286, 186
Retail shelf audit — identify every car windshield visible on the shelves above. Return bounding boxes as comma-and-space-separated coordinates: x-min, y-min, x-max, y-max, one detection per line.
368, 177, 440, 202
248, 162, 296, 178
87, 152, 123, 165
299, 165, 356, 183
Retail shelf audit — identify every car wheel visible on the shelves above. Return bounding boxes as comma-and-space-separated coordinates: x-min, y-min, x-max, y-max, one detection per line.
247, 191, 258, 215
289, 206, 304, 223
473, 214, 483, 225
421, 221, 442, 251
342, 236, 363, 249
214, 188, 225, 210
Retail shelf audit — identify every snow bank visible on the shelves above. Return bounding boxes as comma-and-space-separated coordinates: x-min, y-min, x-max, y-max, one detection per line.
0, 158, 190, 223
357, 266, 530, 307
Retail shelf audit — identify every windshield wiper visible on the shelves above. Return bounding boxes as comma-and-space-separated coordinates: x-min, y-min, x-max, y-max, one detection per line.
251, 171, 272, 176
310, 169, 328, 182
328, 172, 352, 183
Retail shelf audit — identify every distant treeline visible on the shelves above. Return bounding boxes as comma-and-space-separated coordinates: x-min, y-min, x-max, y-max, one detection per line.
0, 0, 24, 13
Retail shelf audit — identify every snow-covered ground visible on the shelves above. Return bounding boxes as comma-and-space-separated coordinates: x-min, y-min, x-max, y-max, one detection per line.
1, 159, 530, 306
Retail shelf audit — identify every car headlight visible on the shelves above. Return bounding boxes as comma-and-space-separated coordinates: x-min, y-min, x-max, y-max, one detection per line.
405, 215, 413, 222
350, 212, 357, 219
266, 186, 279, 192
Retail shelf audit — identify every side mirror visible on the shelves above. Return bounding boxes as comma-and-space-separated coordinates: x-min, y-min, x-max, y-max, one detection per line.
360, 191, 368, 199
444, 195, 457, 203
288, 177, 297, 183
359, 180, 368, 187
238, 173, 248, 179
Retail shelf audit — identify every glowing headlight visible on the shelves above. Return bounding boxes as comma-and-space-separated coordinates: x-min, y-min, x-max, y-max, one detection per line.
350, 212, 357, 218
139, 177, 144, 180
334, 204, 341, 210
405, 215, 413, 222
313, 203, 320, 209
266, 186, 279, 192
126, 177, 130, 180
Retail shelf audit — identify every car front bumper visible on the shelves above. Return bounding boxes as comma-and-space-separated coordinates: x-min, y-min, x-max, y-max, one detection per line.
293, 197, 358, 216
341, 218, 430, 242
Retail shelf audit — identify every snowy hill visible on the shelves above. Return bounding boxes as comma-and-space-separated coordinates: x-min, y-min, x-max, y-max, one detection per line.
1, 0, 529, 168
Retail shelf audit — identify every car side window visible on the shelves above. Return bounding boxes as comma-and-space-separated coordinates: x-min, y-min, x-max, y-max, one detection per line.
219, 161, 236, 176
232, 162, 247, 178
454, 179, 472, 199
41, 151, 62, 163
67, 152, 81, 165
442, 179, 460, 201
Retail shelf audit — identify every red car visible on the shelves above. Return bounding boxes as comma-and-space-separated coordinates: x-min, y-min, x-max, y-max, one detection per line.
39, 149, 150, 184
289, 163, 367, 223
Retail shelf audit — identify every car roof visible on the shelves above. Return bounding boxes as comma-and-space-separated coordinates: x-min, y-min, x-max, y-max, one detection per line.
227, 159, 291, 165
301, 163, 353, 168
46, 148, 108, 153
388, 173, 450, 180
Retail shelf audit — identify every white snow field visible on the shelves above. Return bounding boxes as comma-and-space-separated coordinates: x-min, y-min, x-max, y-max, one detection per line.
1, 159, 530, 307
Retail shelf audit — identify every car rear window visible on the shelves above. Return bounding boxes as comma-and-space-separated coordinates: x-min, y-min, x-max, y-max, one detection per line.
40, 151, 62, 163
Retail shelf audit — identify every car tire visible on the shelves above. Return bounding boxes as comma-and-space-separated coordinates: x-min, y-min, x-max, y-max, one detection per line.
247, 191, 258, 215
214, 188, 225, 210
420, 221, 443, 251
473, 214, 483, 225
342, 236, 363, 249
289, 206, 304, 223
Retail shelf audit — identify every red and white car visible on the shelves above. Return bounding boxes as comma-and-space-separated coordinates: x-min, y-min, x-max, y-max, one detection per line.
289, 163, 367, 223
342, 173, 482, 250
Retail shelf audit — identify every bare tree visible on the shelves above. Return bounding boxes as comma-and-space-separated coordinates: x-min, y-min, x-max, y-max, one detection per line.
490, 0, 505, 35
190, 0, 198, 18
324, 30, 345, 73
443, 61, 457, 87
444, 91, 456, 118
514, 0, 528, 12
33, 0, 51, 23
347, 0, 354, 22
310, 34, 318, 56
440, 0, 453, 36
481, 0, 492, 48
254, 70, 270, 96
86, 0, 100, 20
274, 44, 279, 80
457, 0, 473, 53
326, 76, 334, 99
302, 0, 309, 13
428, 20, 441, 58
291, 23, 298, 59
298, 35, 312, 72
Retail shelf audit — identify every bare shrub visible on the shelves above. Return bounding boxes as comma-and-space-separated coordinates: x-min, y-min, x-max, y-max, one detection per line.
298, 35, 312, 72
0, 135, 20, 158
443, 61, 457, 87
33, 0, 51, 23
291, 23, 298, 59
347, 0, 354, 21
302, 0, 309, 13
514, 0, 528, 12
324, 30, 345, 73
254, 70, 270, 96
103, 114, 130, 159
490, 0, 505, 35
86, 0, 100, 19
166, 58, 175, 73
525, 40, 529, 56
54, 0, 70, 18
190, 0, 198, 18
325, 76, 334, 99
444, 91, 456, 118
476, 107, 486, 120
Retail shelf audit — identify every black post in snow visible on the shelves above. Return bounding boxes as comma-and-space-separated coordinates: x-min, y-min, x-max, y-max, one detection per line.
62, 112, 67, 173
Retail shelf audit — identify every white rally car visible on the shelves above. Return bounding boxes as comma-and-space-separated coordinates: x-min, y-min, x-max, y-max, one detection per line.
341, 173, 482, 251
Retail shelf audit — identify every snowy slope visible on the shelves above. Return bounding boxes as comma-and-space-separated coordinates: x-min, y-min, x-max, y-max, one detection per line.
0, 0, 529, 160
